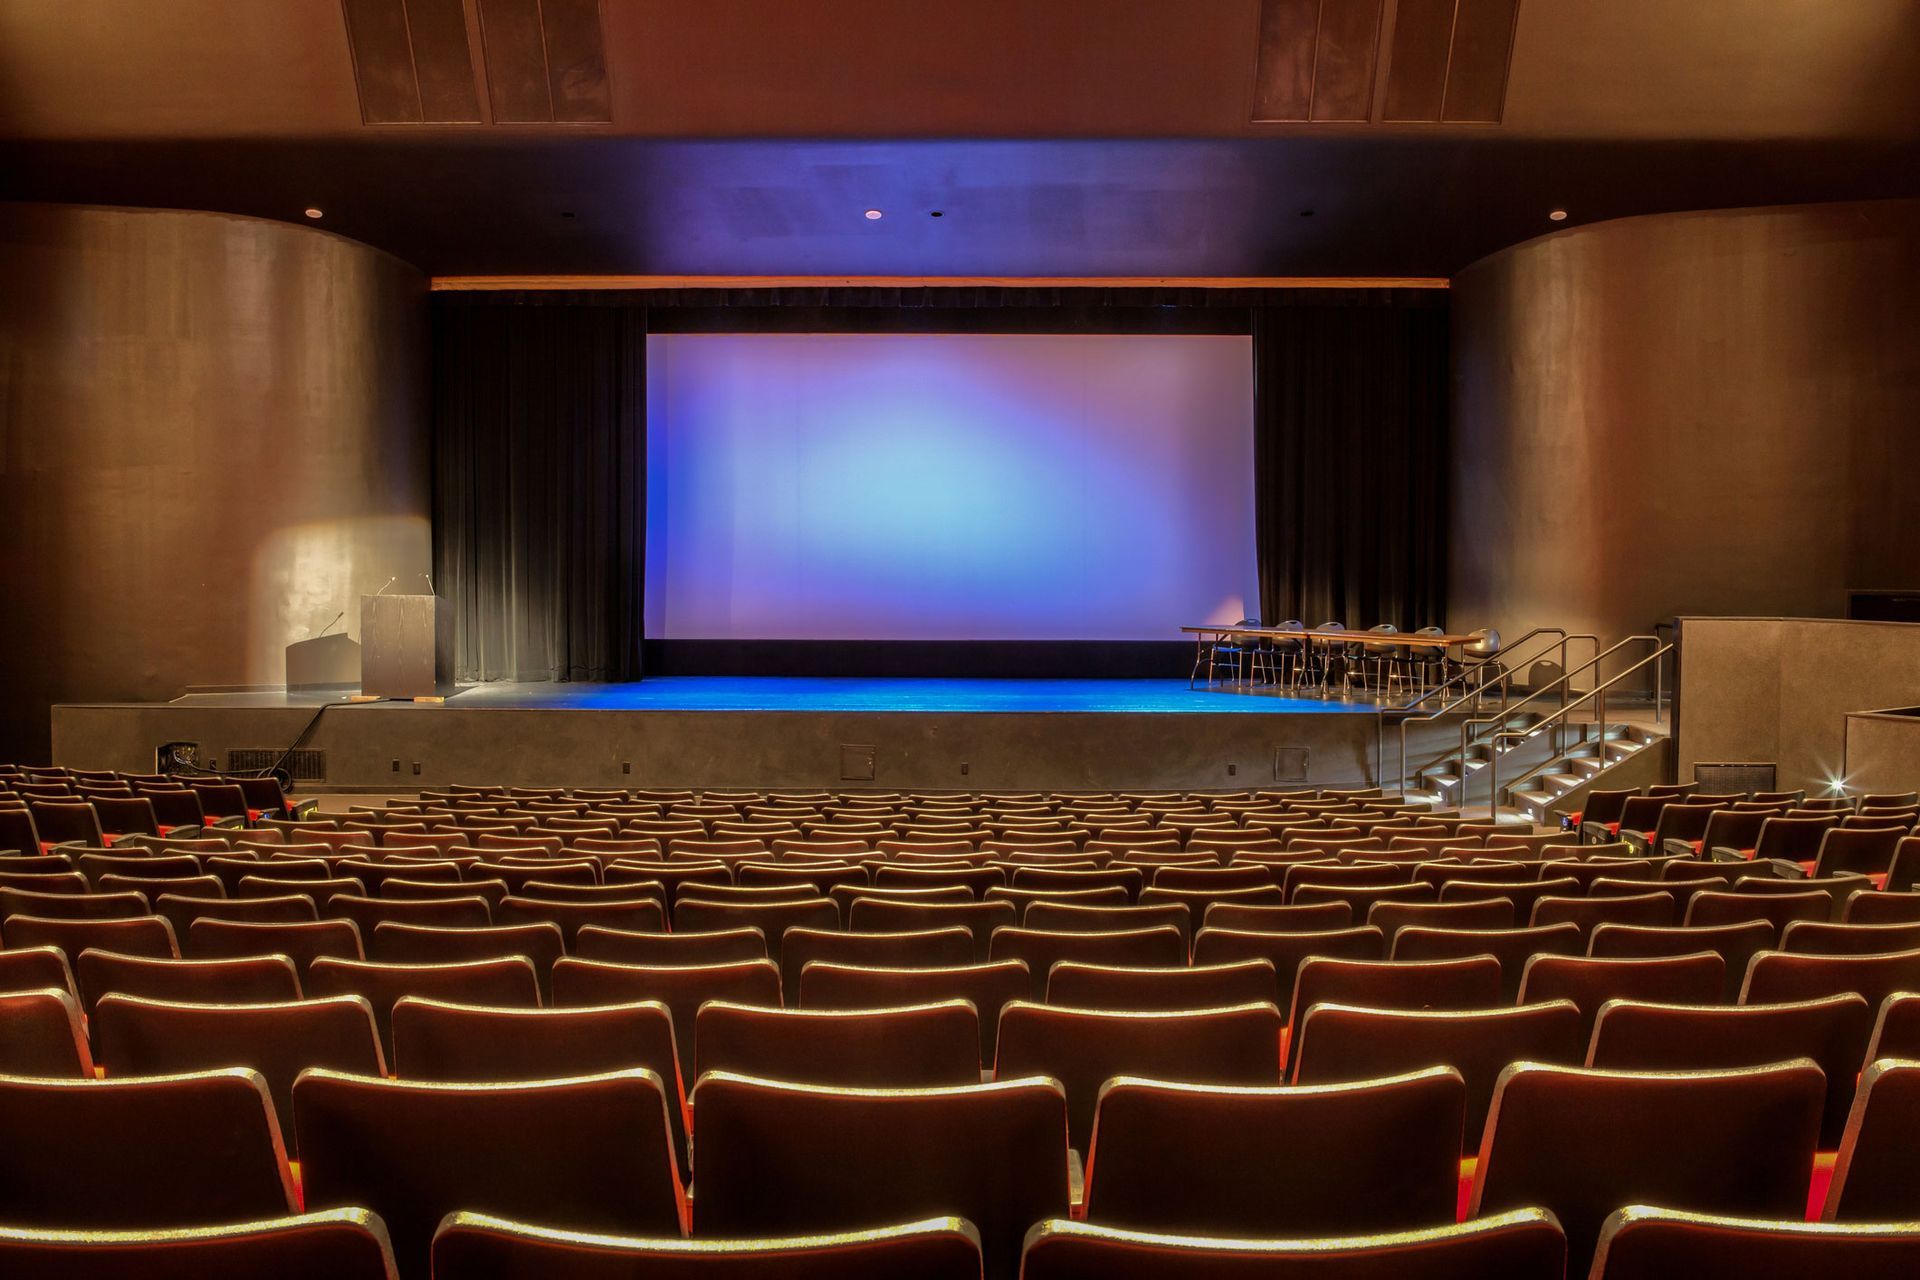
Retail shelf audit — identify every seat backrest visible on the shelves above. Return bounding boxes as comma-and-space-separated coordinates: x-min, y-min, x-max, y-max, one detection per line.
690, 1071, 1066, 1280
185, 918, 364, 971
987, 927, 1187, 999
1685, 888, 1829, 931
1587, 994, 1874, 1147
1082, 1068, 1465, 1235
695, 999, 981, 1086
0, 946, 77, 998
777, 926, 974, 996
74, 950, 300, 1015
1018, 1210, 1566, 1280
1865, 991, 1920, 1063
431, 1210, 979, 1280
1782, 920, 1920, 956
2, 913, 179, 961
1287, 954, 1503, 1053
797, 959, 1030, 1062
1590, 921, 1778, 1002
1202, 901, 1351, 932
1824, 1057, 1920, 1221
294, 1067, 684, 1280
0, 1207, 400, 1280
1045, 959, 1278, 1012
1534, 891, 1677, 938
994, 1000, 1283, 1150
575, 924, 767, 965
0, 887, 149, 921
1815, 826, 1907, 880
1591, 1204, 1920, 1280
1847, 891, 1920, 925
93, 993, 384, 1155
1741, 947, 1920, 1010
1370, 897, 1515, 940
847, 898, 1016, 960
1755, 815, 1841, 861
1517, 952, 1725, 1037
0, 1068, 296, 1228
1294, 1001, 1585, 1140
369, 921, 566, 971
0, 988, 92, 1077
1471, 1060, 1825, 1272
550, 957, 780, 1078
1020, 902, 1191, 943
305, 956, 539, 1061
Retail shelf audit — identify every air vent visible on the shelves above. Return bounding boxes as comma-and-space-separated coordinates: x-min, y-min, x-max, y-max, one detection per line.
342, 0, 483, 123
1693, 762, 1777, 795
226, 749, 329, 782
1274, 747, 1311, 783
839, 745, 877, 782
341, 0, 611, 124
477, 0, 611, 123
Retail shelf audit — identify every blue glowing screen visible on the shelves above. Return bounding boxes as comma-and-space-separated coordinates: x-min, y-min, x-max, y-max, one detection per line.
644, 333, 1256, 640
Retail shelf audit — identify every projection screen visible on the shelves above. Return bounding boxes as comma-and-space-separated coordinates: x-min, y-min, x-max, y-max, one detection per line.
644, 332, 1256, 641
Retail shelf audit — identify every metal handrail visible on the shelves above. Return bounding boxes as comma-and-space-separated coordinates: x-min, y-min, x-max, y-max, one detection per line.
1452, 634, 1664, 811
1392, 628, 1598, 795
1487, 642, 1674, 815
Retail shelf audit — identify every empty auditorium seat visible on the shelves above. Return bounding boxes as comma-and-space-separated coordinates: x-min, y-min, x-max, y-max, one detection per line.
1022, 901, 1192, 943
847, 897, 1016, 959
798, 959, 1029, 1060
73, 949, 300, 1015
1516, 952, 1725, 1036
305, 956, 540, 1059
1846, 891, 1920, 924
93, 993, 385, 1153
1781, 919, 1920, 955
295, 1067, 685, 1280
1591, 921, 1778, 1002
995, 1001, 1283, 1150
185, 917, 364, 970
369, 921, 566, 975
1081, 1067, 1465, 1234
1741, 946, 1920, 1008
3, 913, 179, 961
1470, 1060, 1825, 1270
1823, 1058, 1920, 1220
690, 1071, 1067, 1280
1018, 1209, 1566, 1280
0, 1068, 297, 1227
0, 945, 76, 997
1586, 994, 1872, 1147
550, 957, 781, 1078
989, 926, 1188, 998
777, 925, 973, 997
1046, 959, 1278, 1011
431, 1210, 981, 1280
575, 924, 767, 965
1590, 1204, 1920, 1280
0, 988, 91, 1076
0, 1207, 400, 1280
695, 999, 981, 1085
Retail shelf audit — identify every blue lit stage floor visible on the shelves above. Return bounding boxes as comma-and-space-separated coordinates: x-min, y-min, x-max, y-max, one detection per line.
57, 678, 1409, 792
442, 677, 1383, 715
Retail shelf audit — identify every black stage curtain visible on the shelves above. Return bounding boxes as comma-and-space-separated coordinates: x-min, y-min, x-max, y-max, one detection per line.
433, 286, 1446, 682
1253, 302, 1450, 632
432, 304, 647, 682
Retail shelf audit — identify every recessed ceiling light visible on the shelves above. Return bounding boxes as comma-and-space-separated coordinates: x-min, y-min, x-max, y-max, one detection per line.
863, 209, 884, 220
1548, 209, 1569, 222
303, 207, 324, 219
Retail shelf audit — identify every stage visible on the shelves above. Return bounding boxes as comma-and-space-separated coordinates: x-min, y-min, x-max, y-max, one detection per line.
51, 677, 1450, 793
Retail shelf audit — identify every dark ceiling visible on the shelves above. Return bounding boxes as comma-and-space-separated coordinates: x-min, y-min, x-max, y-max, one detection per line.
3, 0, 1918, 278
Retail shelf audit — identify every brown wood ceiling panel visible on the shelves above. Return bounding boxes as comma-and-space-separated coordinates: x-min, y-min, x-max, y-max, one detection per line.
1310, 0, 1384, 122
478, 0, 555, 122
1253, 0, 1319, 122
540, 0, 612, 123
407, 0, 483, 122
341, 0, 423, 123
1383, 0, 1456, 121
1443, 0, 1520, 122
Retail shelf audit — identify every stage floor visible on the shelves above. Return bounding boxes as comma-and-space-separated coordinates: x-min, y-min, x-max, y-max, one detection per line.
167, 677, 1386, 716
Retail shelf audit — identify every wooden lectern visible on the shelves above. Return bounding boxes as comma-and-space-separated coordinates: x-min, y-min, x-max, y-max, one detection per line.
360, 594, 454, 699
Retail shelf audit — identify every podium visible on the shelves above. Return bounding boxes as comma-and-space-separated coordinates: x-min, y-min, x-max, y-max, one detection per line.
360, 594, 454, 699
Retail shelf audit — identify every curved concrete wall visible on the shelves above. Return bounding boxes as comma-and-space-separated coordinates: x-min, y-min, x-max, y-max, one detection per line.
0, 203, 429, 761
1448, 199, 1920, 655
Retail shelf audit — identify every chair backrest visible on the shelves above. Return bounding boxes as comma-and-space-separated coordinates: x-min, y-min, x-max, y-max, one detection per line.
1534, 891, 1677, 938
0, 946, 77, 999
294, 1067, 684, 1280
1587, 994, 1874, 1148
1082, 1067, 1465, 1234
1020, 902, 1191, 943
1590, 921, 1779, 1002
305, 956, 540, 1061
1741, 947, 1920, 1010
777, 926, 973, 996
2, 913, 179, 961
987, 927, 1187, 999
73, 950, 301, 1015
1824, 1057, 1920, 1221
1591, 1205, 1920, 1280
550, 957, 781, 1079
1294, 1001, 1586, 1139
1847, 891, 1920, 925
0, 887, 149, 920
797, 960, 1030, 1062
185, 918, 364, 970
1685, 889, 1829, 931
1018, 1209, 1566, 1280
1782, 920, 1920, 956
575, 924, 767, 965
1045, 959, 1278, 1011
431, 1210, 980, 1280
1287, 954, 1503, 1062
368, 921, 566, 972
994, 1000, 1283, 1150
92, 993, 384, 1155
695, 999, 981, 1086
1202, 901, 1351, 932
0, 1207, 400, 1280
1517, 952, 1725, 1037
1471, 1060, 1825, 1271
0, 988, 92, 1077
1370, 897, 1515, 939
690, 1071, 1067, 1280
847, 898, 1016, 959
0, 1068, 297, 1228
1815, 826, 1907, 880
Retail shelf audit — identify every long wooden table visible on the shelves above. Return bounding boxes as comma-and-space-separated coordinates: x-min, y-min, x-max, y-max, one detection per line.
1181, 624, 1482, 692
